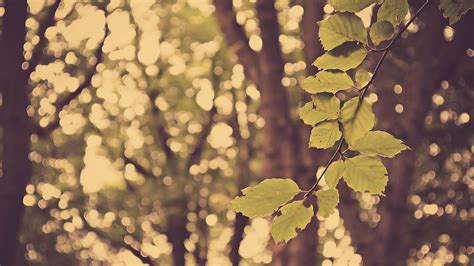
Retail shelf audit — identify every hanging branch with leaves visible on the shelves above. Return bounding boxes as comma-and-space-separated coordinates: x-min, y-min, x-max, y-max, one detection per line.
227, 0, 472, 244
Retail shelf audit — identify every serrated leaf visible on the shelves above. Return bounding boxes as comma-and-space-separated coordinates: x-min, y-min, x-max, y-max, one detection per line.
355, 69, 372, 88
271, 200, 314, 244
343, 155, 388, 195
228, 179, 300, 218
309, 121, 342, 149
349, 130, 409, 157
314, 43, 368, 71
370, 20, 394, 45
299, 94, 340, 126
318, 13, 368, 51
315, 188, 340, 218
301, 71, 354, 94
439, 0, 473, 24
328, 0, 376, 12
377, 0, 409, 25
339, 97, 375, 145
324, 160, 345, 188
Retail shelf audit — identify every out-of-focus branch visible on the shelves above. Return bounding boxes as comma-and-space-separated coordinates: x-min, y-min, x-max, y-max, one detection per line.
212, 0, 261, 85
24, 0, 61, 79
185, 60, 221, 170
123, 155, 154, 178
82, 218, 154, 265
34, 20, 108, 137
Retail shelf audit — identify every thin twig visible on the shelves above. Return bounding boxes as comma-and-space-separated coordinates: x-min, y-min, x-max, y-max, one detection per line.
304, 0, 431, 199
360, 0, 431, 100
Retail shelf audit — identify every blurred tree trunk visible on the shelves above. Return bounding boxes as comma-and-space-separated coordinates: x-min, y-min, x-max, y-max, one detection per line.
166, 199, 189, 266
339, 9, 474, 266
0, 1, 30, 265
214, 0, 325, 265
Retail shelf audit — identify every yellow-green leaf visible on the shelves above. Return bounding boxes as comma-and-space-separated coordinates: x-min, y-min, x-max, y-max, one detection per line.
439, 0, 474, 25
377, 0, 409, 25
315, 188, 339, 218
355, 69, 372, 88
301, 71, 354, 94
299, 94, 340, 126
271, 200, 314, 244
370, 20, 394, 45
350, 130, 409, 157
328, 0, 376, 12
228, 179, 300, 218
339, 97, 375, 145
314, 43, 368, 71
318, 13, 368, 51
343, 155, 388, 195
324, 160, 345, 188
309, 121, 342, 149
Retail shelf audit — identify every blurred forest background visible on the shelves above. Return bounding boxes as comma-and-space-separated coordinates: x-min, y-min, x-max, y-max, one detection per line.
0, 0, 472, 265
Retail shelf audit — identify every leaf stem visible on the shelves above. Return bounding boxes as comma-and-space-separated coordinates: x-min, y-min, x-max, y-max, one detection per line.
304, 137, 344, 199
305, 0, 431, 199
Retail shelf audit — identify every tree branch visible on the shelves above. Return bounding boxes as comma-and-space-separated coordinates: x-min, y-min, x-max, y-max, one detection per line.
34, 19, 109, 137
304, 0, 432, 199
82, 218, 154, 265
24, 0, 61, 79
360, 0, 431, 99
212, 0, 261, 85
123, 155, 154, 178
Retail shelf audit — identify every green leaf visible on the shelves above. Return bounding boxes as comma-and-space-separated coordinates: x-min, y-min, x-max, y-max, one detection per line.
343, 155, 388, 195
324, 160, 345, 188
339, 97, 375, 145
349, 130, 409, 157
318, 13, 368, 51
439, 0, 474, 24
271, 200, 314, 244
301, 71, 354, 94
228, 179, 300, 218
314, 43, 368, 71
328, 0, 376, 12
299, 94, 340, 126
377, 0, 409, 25
355, 69, 372, 88
370, 20, 394, 45
315, 188, 340, 218
309, 121, 342, 149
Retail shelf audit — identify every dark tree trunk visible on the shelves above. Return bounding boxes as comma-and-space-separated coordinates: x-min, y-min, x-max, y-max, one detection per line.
166, 200, 189, 266
339, 9, 474, 266
214, 0, 325, 265
0, 1, 30, 265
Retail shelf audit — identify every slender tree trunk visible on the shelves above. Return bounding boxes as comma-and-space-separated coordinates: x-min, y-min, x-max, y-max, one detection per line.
166, 202, 189, 266
339, 9, 474, 266
0, 1, 30, 265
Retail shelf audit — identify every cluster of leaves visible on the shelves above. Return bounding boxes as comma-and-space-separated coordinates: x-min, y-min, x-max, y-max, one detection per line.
228, 0, 472, 244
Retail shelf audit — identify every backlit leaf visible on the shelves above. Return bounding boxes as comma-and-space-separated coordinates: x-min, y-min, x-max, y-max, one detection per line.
315, 188, 339, 218
339, 97, 375, 145
309, 121, 342, 149
318, 13, 368, 51
377, 0, 409, 25
328, 0, 376, 12
355, 69, 372, 88
301, 71, 354, 94
343, 155, 388, 195
439, 0, 474, 24
370, 20, 394, 45
324, 160, 345, 188
271, 200, 314, 244
299, 93, 340, 126
314, 43, 368, 71
228, 179, 300, 218
350, 130, 409, 157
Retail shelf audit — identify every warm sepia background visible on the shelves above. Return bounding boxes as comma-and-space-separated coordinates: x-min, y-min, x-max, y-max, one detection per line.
0, 0, 472, 265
